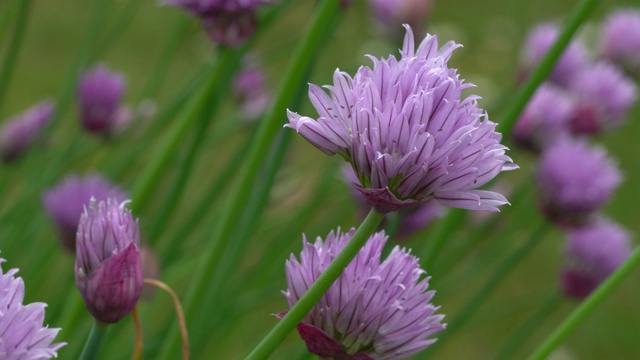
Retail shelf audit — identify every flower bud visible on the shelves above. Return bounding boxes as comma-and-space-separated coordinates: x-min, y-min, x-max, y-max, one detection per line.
0, 100, 54, 163
75, 198, 143, 323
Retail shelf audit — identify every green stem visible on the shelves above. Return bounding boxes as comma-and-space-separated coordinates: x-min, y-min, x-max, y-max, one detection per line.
499, 0, 599, 135
0, 0, 30, 108
420, 208, 466, 272
130, 47, 241, 213
528, 245, 640, 360
420, 222, 549, 358
245, 209, 386, 360
496, 292, 563, 360
159, 1, 341, 357
79, 321, 108, 360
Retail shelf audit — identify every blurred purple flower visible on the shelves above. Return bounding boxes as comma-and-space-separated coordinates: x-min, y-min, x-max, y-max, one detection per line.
512, 83, 574, 152
0, 259, 66, 358
233, 58, 269, 121
0, 101, 54, 163
518, 23, 588, 86
287, 25, 516, 213
561, 219, 631, 299
43, 174, 127, 252
537, 138, 621, 226
164, 0, 271, 46
283, 228, 445, 359
369, 0, 432, 40
75, 198, 143, 324
78, 65, 126, 136
599, 9, 640, 77
568, 62, 637, 134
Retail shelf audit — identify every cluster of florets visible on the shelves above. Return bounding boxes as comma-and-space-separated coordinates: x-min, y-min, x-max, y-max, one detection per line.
516, 11, 638, 300
0, 259, 66, 358
283, 229, 445, 359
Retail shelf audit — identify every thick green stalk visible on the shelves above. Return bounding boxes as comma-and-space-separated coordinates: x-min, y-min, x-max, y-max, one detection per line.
496, 292, 563, 360
499, 0, 599, 135
245, 209, 386, 360
130, 48, 239, 213
528, 245, 640, 360
420, 222, 549, 358
79, 321, 108, 360
0, 0, 31, 108
158, 1, 341, 357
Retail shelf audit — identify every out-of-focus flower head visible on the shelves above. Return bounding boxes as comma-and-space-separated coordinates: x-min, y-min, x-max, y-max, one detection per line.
0, 101, 54, 163
164, 0, 271, 47
537, 138, 621, 226
0, 258, 66, 358
512, 83, 574, 152
77, 65, 126, 136
288, 25, 516, 213
43, 174, 127, 252
232, 56, 270, 121
567, 62, 637, 134
75, 198, 143, 323
518, 23, 588, 86
140, 244, 161, 300
369, 0, 432, 40
282, 228, 445, 359
561, 219, 631, 299
599, 9, 640, 77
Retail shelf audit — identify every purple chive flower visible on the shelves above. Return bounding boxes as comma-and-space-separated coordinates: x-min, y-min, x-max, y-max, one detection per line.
0, 259, 66, 358
561, 219, 631, 299
287, 25, 516, 213
599, 9, 640, 77
512, 83, 574, 152
164, 0, 270, 47
78, 65, 126, 136
232, 58, 269, 121
75, 198, 143, 324
369, 0, 432, 40
43, 174, 127, 252
537, 138, 621, 226
518, 23, 588, 86
567, 62, 637, 134
283, 228, 445, 359
0, 101, 54, 163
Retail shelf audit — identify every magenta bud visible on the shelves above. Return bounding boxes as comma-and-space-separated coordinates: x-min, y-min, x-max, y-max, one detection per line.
75, 198, 143, 324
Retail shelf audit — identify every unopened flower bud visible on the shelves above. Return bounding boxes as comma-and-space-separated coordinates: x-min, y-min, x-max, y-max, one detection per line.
75, 198, 143, 323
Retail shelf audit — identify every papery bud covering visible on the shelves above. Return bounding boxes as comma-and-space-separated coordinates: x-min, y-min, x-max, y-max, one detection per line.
75, 198, 143, 324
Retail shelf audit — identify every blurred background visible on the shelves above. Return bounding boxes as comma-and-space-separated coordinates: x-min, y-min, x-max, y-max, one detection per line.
1, 0, 639, 359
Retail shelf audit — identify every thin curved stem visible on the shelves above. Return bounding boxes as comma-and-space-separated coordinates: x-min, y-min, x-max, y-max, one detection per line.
131, 307, 143, 360
144, 279, 190, 360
